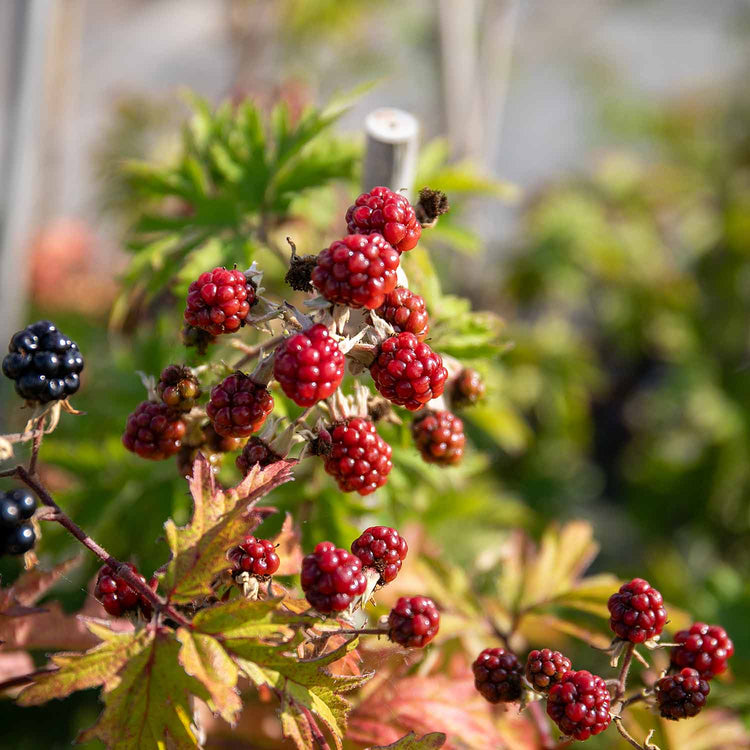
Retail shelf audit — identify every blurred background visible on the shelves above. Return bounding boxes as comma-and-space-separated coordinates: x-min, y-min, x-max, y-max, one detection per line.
1, 0, 750, 747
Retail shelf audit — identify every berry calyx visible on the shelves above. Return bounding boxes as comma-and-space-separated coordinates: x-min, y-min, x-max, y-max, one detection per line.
236, 437, 282, 475
525, 648, 572, 692
655, 668, 710, 720
472, 648, 524, 703
345, 186, 421, 253
206, 372, 274, 438
322, 418, 393, 495
607, 577, 667, 643
411, 409, 465, 465
157, 365, 201, 412
369, 332, 448, 411
388, 596, 440, 648
228, 535, 280, 578
671, 623, 734, 679
546, 670, 611, 741
0, 488, 38, 557
375, 287, 430, 341
94, 563, 154, 618
351, 526, 407, 585
301, 541, 367, 614
122, 401, 187, 460
312, 233, 400, 310
2, 320, 84, 403
184, 267, 255, 336
273, 324, 345, 407
451, 367, 485, 408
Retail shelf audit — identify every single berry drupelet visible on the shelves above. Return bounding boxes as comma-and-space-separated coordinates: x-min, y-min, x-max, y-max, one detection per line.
157, 365, 201, 412
228, 535, 280, 578
671, 623, 734, 679
546, 670, 611, 741
206, 372, 274, 438
274, 324, 345, 407
370, 332, 448, 411
94, 563, 153, 618
452, 367, 485, 408
301, 541, 367, 614
411, 410, 465, 465
323, 418, 393, 496
388, 596, 440, 648
122, 401, 187, 460
655, 668, 710, 720
312, 233, 400, 310
0, 489, 38, 557
236, 437, 282, 475
184, 267, 255, 336
2, 320, 84, 403
472, 648, 524, 703
375, 287, 430, 341
525, 648, 572, 692
346, 186, 421, 253
351, 526, 407, 585
607, 577, 667, 643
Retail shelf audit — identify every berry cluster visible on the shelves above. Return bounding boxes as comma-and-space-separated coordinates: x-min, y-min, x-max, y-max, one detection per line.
451, 367, 485, 408
157, 365, 201, 412
184, 267, 255, 336
671, 622, 734, 679
546, 670, 611, 741
300, 541, 367, 614
94, 563, 155, 619
655, 668, 710, 720
607, 577, 667, 643
411, 410, 465, 465
236, 437, 281, 475
228, 535, 280, 578
350, 526, 407, 585
206, 372, 274, 438
345, 186, 421, 254
376, 287, 429, 341
388, 596, 440, 648
122, 401, 187, 460
525, 648, 572, 692
2, 321, 83, 403
0, 489, 37, 556
472, 648, 524, 703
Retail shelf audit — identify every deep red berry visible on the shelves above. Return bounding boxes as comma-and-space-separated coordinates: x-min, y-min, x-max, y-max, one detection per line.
472, 648, 524, 703
452, 368, 485, 408
547, 670, 611, 741
671, 623, 734, 679
370, 332, 448, 411
411, 410, 465, 465
236, 437, 281, 475
95, 563, 154, 619
203, 423, 245, 454
184, 267, 255, 336
525, 649, 572, 692
206, 372, 274, 438
607, 577, 667, 643
323, 418, 392, 495
388, 596, 440, 648
228, 535, 280, 578
122, 401, 186, 460
351, 526, 407, 585
346, 186, 421, 253
655, 668, 710, 720
274, 324, 345, 407
312, 234, 400, 310
375, 287, 430, 341
301, 541, 367, 614
157, 365, 201, 412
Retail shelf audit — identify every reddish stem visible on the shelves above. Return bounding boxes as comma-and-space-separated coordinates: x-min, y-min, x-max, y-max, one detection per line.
528, 699, 555, 749
300, 705, 331, 750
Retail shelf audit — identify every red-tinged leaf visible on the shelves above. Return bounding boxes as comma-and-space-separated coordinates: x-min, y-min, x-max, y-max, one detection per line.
160, 456, 294, 603
273, 512, 304, 576
367, 732, 447, 750
78, 628, 209, 750
0, 651, 35, 687
279, 692, 315, 750
6, 555, 82, 606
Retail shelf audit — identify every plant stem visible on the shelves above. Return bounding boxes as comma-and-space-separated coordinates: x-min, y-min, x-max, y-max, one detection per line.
233, 334, 285, 370
0, 668, 56, 693
528, 699, 555, 750
300, 705, 331, 750
614, 643, 635, 704
613, 716, 651, 750
28, 415, 44, 475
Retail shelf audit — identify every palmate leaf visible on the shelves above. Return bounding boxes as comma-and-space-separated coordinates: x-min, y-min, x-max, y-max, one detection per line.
160, 455, 295, 604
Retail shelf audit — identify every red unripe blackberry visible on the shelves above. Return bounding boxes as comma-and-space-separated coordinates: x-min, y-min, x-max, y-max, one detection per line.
351, 526, 407, 585
301, 541, 367, 614
607, 577, 667, 643
655, 668, 710, 720
273, 324, 345, 407
388, 596, 440, 648
203, 423, 245, 454
472, 648, 524, 703
228, 535, 280, 578
122, 401, 186, 460
312, 233, 400, 310
370, 332, 448, 411
546, 670, 611, 741
346, 186, 421, 253
157, 365, 201, 412
525, 648, 572, 692
184, 267, 255, 336
411, 410, 465, 466
206, 372, 274, 438
375, 287, 429, 341
236, 437, 281, 475
671, 622, 734, 679
95, 563, 154, 618
452, 367, 485, 408
323, 418, 392, 496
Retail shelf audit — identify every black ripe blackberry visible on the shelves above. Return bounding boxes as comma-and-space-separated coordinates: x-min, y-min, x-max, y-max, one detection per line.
2, 320, 84, 403
0, 488, 38, 557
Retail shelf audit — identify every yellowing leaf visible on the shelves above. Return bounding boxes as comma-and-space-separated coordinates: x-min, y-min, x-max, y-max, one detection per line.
367, 732, 447, 750
191, 597, 300, 641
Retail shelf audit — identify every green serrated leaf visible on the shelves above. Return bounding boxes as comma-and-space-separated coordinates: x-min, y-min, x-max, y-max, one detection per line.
191, 596, 302, 640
